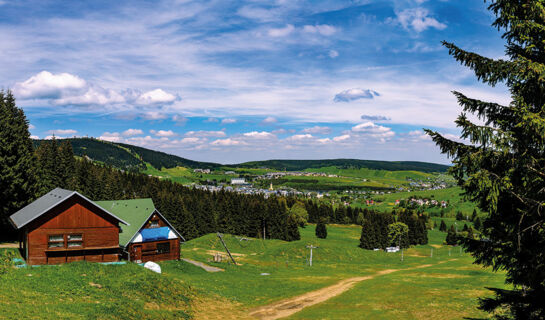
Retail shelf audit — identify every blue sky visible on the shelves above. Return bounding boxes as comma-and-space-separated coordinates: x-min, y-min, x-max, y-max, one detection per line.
0, 0, 510, 164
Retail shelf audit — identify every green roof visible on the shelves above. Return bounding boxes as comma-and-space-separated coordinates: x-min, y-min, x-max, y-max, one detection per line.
95, 198, 155, 247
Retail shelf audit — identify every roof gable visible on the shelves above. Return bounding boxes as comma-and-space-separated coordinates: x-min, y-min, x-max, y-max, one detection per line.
95, 199, 184, 247
9, 188, 129, 229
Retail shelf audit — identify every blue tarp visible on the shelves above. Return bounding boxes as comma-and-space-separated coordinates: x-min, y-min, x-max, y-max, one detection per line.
141, 226, 170, 241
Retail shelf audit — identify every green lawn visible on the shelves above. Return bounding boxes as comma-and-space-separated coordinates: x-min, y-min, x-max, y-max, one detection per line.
0, 223, 505, 319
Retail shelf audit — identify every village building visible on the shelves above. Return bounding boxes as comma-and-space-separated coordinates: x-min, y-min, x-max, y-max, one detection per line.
9, 188, 129, 265
95, 199, 184, 263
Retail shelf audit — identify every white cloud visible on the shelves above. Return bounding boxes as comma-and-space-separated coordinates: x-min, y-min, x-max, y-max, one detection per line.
122, 128, 143, 137
243, 131, 275, 138
150, 129, 177, 137
30, 135, 39, 140
286, 133, 313, 141
221, 118, 236, 124
396, 8, 447, 33
334, 88, 380, 102
268, 24, 295, 37
47, 129, 77, 136
141, 111, 168, 120
361, 114, 391, 121
351, 122, 395, 141
172, 115, 189, 125
302, 24, 337, 36
52, 86, 125, 106
14, 71, 86, 99
99, 132, 122, 142
211, 138, 246, 146
28, 124, 36, 129
204, 117, 219, 123
262, 116, 277, 124
135, 88, 178, 105
302, 126, 331, 135
186, 130, 226, 138
328, 50, 339, 58
333, 134, 350, 142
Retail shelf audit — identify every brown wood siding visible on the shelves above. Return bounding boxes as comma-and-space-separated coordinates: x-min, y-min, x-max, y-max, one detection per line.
25, 195, 120, 265
128, 239, 180, 263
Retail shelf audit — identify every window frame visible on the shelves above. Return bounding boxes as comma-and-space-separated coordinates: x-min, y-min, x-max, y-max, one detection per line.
156, 242, 170, 254
67, 233, 84, 248
48, 234, 65, 248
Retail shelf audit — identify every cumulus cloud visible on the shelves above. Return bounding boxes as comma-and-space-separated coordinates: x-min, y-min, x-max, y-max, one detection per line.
14, 71, 86, 99
204, 117, 219, 123
30, 135, 39, 140
396, 8, 447, 33
302, 126, 331, 135
328, 50, 339, 58
221, 118, 236, 124
243, 131, 275, 139
211, 138, 246, 146
361, 114, 391, 121
172, 115, 188, 125
99, 132, 122, 142
261, 116, 277, 124
134, 89, 178, 105
186, 130, 226, 138
122, 128, 143, 136
150, 129, 177, 137
47, 129, 77, 136
302, 24, 337, 36
141, 111, 168, 120
351, 122, 395, 141
286, 133, 313, 141
28, 124, 36, 129
334, 88, 380, 102
14, 71, 178, 108
268, 24, 295, 37
333, 134, 350, 142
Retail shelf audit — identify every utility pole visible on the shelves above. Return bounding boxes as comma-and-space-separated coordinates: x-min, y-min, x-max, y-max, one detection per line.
430, 248, 433, 258
306, 245, 318, 266
217, 233, 237, 265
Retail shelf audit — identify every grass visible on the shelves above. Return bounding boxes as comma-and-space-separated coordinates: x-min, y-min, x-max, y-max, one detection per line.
0, 223, 505, 319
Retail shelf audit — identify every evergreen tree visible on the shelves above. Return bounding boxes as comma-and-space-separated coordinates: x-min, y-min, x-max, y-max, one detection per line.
0, 91, 38, 240
463, 223, 469, 232
455, 211, 463, 221
467, 226, 474, 240
315, 219, 327, 239
445, 225, 457, 246
439, 219, 447, 232
359, 219, 376, 249
426, 1, 545, 317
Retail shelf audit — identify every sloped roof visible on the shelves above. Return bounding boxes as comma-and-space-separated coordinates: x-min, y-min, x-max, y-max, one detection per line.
9, 188, 129, 229
95, 198, 184, 247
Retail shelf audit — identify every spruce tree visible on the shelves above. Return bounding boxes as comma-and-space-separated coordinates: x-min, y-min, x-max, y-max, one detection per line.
455, 211, 463, 221
471, 208, 478, 222
0, 91, 38, 240
439, 219, 447, 232
474, 217, 482, 231
426, 1, 545, 317
359, 219, 376, 249
315, 219, 327, 239
445, 225, 457, 246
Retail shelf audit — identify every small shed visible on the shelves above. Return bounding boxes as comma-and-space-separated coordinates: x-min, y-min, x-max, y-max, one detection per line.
9, 188, 129, 265
95, 199, 184, 263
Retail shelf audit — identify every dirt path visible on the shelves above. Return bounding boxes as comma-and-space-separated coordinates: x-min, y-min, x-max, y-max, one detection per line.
249, 261, 454, 320
182, 258, 224, 272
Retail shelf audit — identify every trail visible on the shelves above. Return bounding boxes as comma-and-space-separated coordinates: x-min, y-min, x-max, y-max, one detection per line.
249, 261, 456, 320
182, 258, 224, 272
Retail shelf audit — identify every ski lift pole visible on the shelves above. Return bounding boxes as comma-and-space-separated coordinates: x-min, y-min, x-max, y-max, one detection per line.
217, 233, 237, 265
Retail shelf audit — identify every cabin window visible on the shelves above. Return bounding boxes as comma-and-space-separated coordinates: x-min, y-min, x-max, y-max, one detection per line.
156, 242, 170, 254
48, 235, 64, 248
67, 234, 83, 248
150, 220, 159, 228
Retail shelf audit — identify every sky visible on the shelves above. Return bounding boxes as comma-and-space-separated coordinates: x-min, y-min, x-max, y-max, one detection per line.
0, 0, 510, 164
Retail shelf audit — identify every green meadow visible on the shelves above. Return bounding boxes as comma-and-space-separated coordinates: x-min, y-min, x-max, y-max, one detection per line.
1, 223, 505, 319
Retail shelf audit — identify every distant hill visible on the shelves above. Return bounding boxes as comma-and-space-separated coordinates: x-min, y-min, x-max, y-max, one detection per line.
33, 138, 449, 173
33, 138, 220, 170
234, 159, 449, 173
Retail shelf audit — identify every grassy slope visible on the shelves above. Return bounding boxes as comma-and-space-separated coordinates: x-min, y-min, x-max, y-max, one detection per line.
1, 223, 504, 319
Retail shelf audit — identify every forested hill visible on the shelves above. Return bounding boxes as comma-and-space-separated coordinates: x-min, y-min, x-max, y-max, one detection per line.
33, 138, 449, 173
32, 138, 220, 171
235, 159, 449, 173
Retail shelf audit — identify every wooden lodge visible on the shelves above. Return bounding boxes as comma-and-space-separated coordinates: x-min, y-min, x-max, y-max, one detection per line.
9, 188, 129, 265
96, 199, 184, 263
9, 188, 184, 265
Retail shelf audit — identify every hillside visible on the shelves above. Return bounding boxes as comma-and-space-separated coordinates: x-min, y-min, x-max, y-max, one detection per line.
235, 159, 449, 173
33, 138, 449, 173
33, 138, 220, 170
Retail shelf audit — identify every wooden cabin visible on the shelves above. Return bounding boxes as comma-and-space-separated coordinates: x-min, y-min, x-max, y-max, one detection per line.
9, 188, 129, 265
95, 199, 184, 263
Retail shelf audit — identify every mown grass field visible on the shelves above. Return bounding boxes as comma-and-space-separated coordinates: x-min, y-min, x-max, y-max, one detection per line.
0, 223, 504, 319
